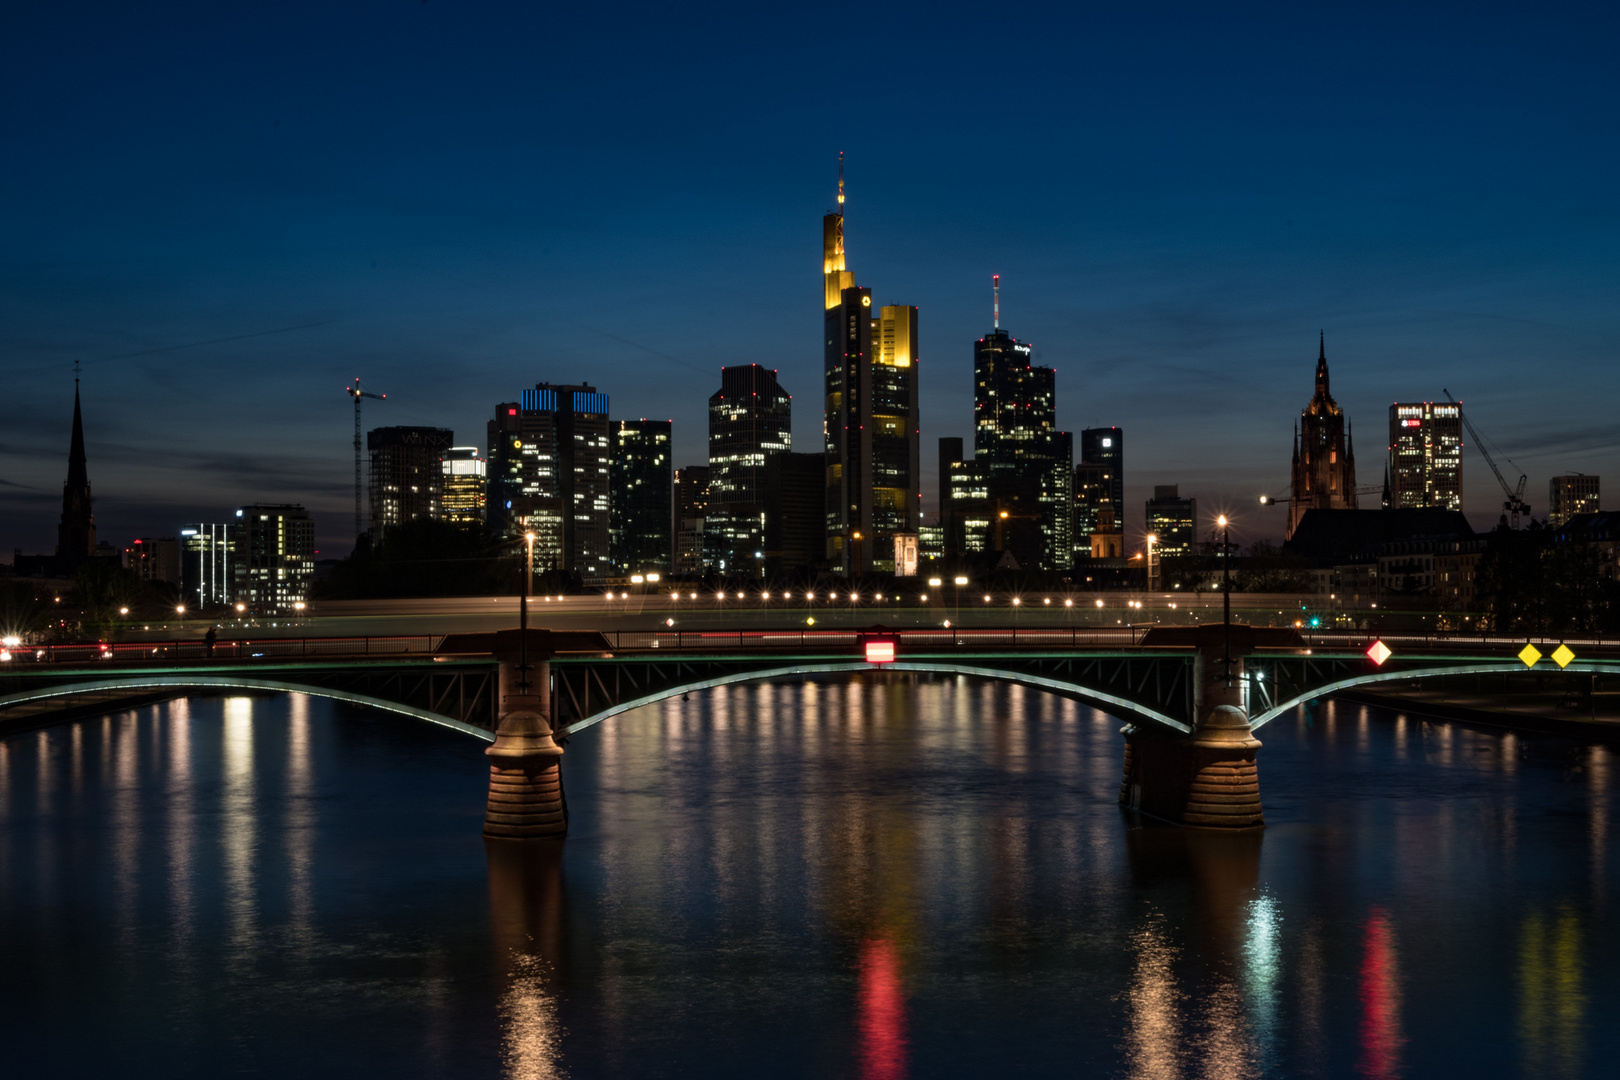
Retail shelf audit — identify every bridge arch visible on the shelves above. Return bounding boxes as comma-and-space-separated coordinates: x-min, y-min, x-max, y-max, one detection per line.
1249, 660, 1616, 730
0, 676, 495, 741
556, 660, 1193, 737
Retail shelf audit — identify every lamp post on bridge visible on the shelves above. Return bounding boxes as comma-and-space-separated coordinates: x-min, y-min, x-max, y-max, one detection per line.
520, 530, 535, 691
1218, 515, 1232, 686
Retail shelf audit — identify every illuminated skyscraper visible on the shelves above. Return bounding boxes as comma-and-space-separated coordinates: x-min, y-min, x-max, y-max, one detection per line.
1075, 428, 1124, 562
822, 162, 920, 575
486, 384, 611, 578
709, 366, 791, 576
971, 277, 1068, 570
1145, 486, 1197, 561
180, 523, 238, 609
611, 419, 672, 575
368, 426, 453, 533
1388, 401, 1462, 512
440, 447, 487, 525
1289, 335, 1358, 538
672, 465, 710, 575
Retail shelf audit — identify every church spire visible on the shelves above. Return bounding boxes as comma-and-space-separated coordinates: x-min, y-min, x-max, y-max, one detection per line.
1315, 331, 1330, 397
57, 370, 96, 561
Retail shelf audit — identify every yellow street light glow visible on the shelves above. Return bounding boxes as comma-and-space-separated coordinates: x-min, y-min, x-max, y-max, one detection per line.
119, 607, 129, 615
236, 603, 245, 612
1095, 599, 1104, 607
927, 578, 942, 587
176, 606, 186, 614
1217, 515, 1228, 527
999, 510, 1009, 519
1064, 599, 1073, 607
1043, 598, 1050, 605
983, 594, 992, 602
631, 575, 644, 584
920, 595, 928, 602
954, 576, 969, 586
646, 573, 660, 582
1012, 598, 1021, 606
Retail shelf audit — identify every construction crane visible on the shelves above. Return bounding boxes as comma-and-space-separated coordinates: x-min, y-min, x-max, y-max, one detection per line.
344, 378, 386, 543
1443, 389, 1530, 528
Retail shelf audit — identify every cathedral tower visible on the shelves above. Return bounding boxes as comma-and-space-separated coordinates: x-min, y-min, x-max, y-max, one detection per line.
1288, 334, 1357, 538
56, 377, 97, 563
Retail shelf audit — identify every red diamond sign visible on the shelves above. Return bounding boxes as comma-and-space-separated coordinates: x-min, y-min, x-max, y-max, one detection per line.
1366, 640, 1392, 666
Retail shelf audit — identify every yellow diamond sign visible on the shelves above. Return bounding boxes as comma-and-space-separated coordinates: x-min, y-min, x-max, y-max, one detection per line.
1552, 644, 1576, 669
1518, 643, 1542, 668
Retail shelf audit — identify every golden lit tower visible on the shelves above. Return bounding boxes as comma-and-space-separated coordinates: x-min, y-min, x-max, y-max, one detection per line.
822, 158, 921, 575
1288, 333, 1358, 538
823, 152, 855, 310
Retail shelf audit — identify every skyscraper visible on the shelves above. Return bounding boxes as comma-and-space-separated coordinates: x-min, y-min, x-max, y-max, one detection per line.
971, 277, 1068, 570
486, 384, 611, 578
822, 164, 921, 575
672, 465, 710, 576
180, 523, 238, 610
235, 504, 314, 615
368, 426, 453, 533
1079, 427, 1124, 509
764, 452, 825, 577
708, 365, 792, 576
1289, 335, 1358, 539
1388, 401, 1462, 513
611, 419, 673, 575
440, 447, 487, 525
1549, 474, 1599, 528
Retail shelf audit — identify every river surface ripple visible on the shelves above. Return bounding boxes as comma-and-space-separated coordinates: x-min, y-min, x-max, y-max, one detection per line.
0, 675, 1615, 1078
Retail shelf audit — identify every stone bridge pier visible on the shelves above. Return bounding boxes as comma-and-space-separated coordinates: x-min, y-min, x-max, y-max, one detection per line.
1120, 625, 1264, 828
484, 629, 568, 840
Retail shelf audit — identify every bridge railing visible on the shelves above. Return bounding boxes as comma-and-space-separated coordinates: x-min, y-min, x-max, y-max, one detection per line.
5, 635, 445, 666
595, 627, 1155, 651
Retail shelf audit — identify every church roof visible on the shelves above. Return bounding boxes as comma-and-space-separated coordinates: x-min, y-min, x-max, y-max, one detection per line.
1284, 508, 1474, 561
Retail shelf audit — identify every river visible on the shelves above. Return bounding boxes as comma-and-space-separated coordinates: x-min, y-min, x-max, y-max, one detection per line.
1, 675, 1615, 1078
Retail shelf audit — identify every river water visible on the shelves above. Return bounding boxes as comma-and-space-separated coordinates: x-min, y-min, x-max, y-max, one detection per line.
1, 676, 1614, 1078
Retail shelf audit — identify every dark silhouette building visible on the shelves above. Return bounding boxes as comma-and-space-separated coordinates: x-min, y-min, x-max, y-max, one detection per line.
611, 419, 672, 575
1075, 427, 1124, 562
368, 426, 453, 533
764, 452, 825, 577
1289, 335, 1358, 538
672, 465, 710, 575
14, 379, 112, 579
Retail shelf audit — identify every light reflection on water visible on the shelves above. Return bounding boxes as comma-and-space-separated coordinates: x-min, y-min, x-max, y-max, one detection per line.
0, 678, 1617, 1078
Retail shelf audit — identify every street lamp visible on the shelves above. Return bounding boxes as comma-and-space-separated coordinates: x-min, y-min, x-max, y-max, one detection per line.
1217, 514, 1233, 685
1145, 534, 1158, 593
520, 531, 536, 691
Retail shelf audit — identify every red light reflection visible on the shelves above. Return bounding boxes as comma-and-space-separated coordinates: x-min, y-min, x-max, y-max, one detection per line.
858, 937, 907, 1080
1358, 908, 1404, 1079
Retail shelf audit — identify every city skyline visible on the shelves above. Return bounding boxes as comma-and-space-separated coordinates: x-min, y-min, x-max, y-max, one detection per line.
4, 4, 1618, 556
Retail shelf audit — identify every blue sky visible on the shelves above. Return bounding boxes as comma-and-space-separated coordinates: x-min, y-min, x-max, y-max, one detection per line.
4, 1, 1617, 556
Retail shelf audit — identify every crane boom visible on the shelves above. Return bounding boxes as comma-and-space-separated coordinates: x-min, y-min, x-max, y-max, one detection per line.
345, 378, 386, 543
1442, 390, 1529, 527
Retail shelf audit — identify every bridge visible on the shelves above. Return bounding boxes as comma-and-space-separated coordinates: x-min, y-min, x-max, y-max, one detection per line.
4, 624, 1616, 834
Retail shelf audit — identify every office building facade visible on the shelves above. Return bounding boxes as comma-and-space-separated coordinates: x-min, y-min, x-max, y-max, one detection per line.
180, 523, 239, 610
235, 505, 314, 615
709, 366, 792, 576
764, 452, 825, 577
1388, 401, 1462, 512
611, 419, 673, 575
486, 384, 611, 578
672, 465, 711, 576
1549, 474, 1600, 528
1289, 337, 1358, 539
1145, 485, 1197, 561
440, 447, 487, 525
368, 426, 453, 534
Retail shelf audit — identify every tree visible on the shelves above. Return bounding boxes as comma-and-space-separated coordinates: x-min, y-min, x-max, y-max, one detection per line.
314, 519, 520, 599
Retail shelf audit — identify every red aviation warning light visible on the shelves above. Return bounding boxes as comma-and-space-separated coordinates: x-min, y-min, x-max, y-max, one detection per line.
1366, 640, 1392, 666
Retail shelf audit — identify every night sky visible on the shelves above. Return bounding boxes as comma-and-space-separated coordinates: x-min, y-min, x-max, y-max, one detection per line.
4, 2, 1617, 557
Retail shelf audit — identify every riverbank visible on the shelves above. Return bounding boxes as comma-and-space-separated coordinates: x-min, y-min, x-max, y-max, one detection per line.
1334, 684, 1620, 743
0, 689, 181, 735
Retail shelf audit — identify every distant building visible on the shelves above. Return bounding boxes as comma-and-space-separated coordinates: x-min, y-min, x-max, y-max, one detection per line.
1388, 401, 1462, 512
822, 163, 921, 575
486, 384, 611, 579
1549, 475, 1600, 528
672, 465, 710, 576
611, 419, 673, 575
123, 538, 180, 584
1079, 427, 1124, 510
943, 453, 991, 556
180, 524, 239, 610
709, 366, 792, 577
1145, 485, 1197, 560
235, 504, 314, 615
440, 447, 487, 525
1289, 336, 1358, 539
1284, 508, 1474, 563
970, 287, 1069, 571
368, 426, 453, 534
764, 452, 824, 577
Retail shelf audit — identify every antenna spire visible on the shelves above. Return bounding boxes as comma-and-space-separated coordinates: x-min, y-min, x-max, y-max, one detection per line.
993, 274, 1000, 330
837, 151, 845, 208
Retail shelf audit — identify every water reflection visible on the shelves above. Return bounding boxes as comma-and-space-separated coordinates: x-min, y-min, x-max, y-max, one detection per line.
1518, 906, 1585, 1080
858, 936, 907, 1080
1357, 908, 1404, 1080
488, 840, 567, 1080
221, 697, 258, 963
